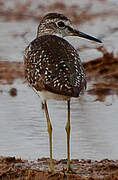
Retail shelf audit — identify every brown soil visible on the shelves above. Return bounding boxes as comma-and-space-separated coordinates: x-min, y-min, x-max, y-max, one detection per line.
0, 156, 118, 180
83, 46, 118, 101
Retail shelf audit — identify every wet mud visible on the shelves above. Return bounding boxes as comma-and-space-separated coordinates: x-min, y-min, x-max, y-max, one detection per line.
0, 156, 118, 180
0, 61, 24, 85
83, 46, 118, 101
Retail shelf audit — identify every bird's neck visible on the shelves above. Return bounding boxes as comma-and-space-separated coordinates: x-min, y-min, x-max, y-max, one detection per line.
37, 29, 54, 37
37, 24, 54, 37
37, 25, 64, 38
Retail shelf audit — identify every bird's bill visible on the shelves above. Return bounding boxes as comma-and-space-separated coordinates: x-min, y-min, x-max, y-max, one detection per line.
68, 27, 102, 43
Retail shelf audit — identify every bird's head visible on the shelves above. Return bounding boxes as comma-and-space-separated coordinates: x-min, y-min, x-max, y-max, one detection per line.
37, 13, 102, 43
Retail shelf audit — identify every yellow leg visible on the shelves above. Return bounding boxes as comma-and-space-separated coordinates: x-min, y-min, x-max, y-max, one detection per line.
43, 101, 53, 172
65, 100, 71, 171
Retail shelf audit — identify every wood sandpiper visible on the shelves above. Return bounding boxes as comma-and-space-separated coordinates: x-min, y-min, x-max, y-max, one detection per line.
24, 13, 102, 172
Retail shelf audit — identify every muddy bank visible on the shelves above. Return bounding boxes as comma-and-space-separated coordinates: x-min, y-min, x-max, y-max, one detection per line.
0, 156, 118, 180
83, 47, 118, 101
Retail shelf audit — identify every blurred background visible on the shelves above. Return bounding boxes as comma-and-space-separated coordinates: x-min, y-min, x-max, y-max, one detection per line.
0, 0, 118, 161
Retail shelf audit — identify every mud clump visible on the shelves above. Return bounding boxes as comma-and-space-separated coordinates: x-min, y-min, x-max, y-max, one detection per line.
9, 88, 17, 96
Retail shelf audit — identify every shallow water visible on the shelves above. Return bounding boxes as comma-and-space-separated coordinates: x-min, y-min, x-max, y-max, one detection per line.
0, 81, 118, 160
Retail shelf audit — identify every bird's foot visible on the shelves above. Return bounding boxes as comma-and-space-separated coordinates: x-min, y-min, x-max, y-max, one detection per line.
61, 167, 76, 174
66, 167, 76, 174
49, 164, 54, 173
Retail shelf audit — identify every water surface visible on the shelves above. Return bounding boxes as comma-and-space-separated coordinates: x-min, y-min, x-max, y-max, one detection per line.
0, 81, 118, 160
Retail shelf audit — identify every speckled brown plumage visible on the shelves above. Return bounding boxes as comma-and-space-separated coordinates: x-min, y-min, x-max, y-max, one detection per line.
24, 13, 102, 172
24, 34, 86, 97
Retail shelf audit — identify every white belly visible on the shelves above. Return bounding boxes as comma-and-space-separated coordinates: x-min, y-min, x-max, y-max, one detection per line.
35, 90, 70, 102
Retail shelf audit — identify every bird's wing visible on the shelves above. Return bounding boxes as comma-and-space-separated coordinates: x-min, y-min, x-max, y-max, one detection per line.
24, 35, 86, 97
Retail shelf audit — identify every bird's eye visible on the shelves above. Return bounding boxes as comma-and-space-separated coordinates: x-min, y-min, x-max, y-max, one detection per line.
57, 21, 65, 28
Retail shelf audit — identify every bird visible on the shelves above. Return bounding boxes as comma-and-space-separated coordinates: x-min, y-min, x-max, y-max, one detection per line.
24, 13, 102, 172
